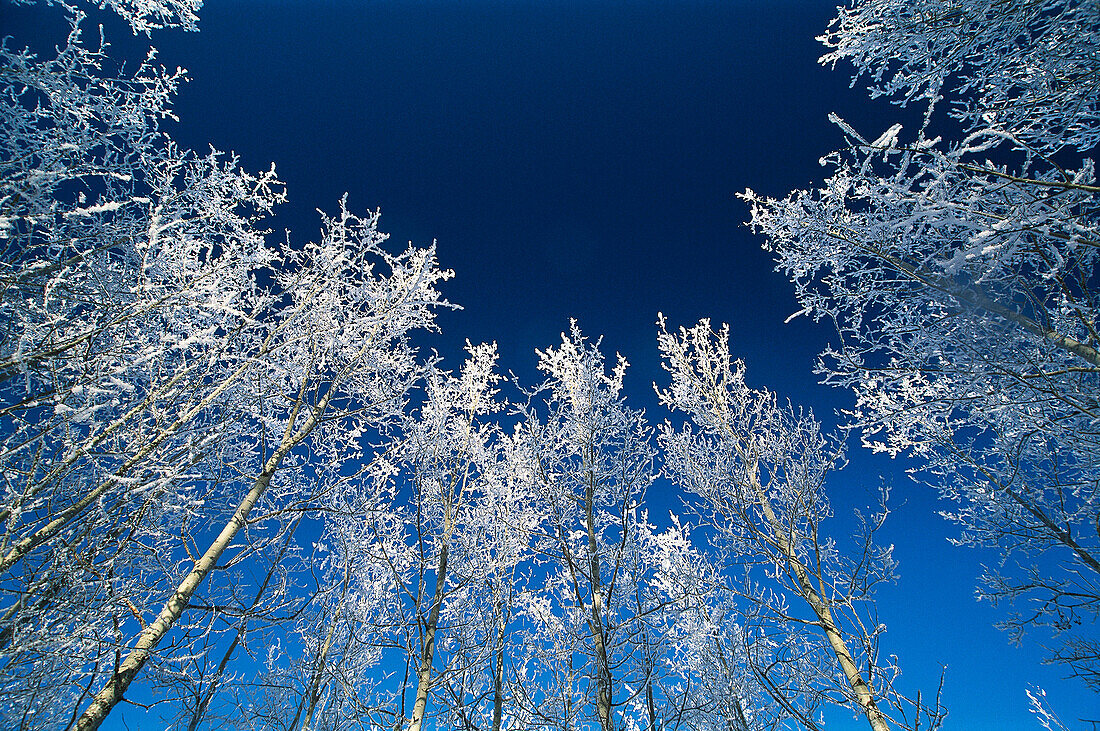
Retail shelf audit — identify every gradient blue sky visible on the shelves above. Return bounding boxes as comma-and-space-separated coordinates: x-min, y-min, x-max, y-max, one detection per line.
7, 0, 1097, 727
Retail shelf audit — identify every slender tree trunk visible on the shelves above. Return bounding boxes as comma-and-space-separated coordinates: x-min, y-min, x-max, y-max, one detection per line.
632, 578, 659, 731
583, 476, 614, 731
750, 476, 891, 731
294, 604, 343, 731
713, 640, 753, 731
75, 465, 279, 729
642, 631, 657, 731
408, 540, 449, 731
74, 388, 328, 731
491, 598, 506, 731
645, 674, 657, 731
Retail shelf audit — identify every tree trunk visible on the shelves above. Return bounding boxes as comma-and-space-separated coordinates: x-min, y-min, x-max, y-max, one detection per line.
751, 476, 891, 731
408, 540, 449, 731
583, 477, 614, 731
296, 604, 343, 731
74, 389, 327, 731
491, 599, 506, 731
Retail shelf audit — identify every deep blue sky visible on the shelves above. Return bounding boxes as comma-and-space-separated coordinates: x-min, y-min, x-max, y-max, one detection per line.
7, 0, 1096, 727
152, 0, 873, 408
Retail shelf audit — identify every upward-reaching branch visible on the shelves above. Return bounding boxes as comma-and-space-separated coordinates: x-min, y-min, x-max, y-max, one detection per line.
746, 0, 1100, 686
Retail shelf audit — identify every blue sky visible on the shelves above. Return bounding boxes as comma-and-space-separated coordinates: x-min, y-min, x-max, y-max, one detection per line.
148, 0, 887, 414
8, 0, 1096, 727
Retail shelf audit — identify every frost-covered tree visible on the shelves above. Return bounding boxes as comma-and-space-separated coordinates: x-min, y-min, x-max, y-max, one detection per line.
81, 197, 445, 731
236, 494, 396, 731
0, 2, 450, 728
743, 0, 1100, 690
0, 10, 278, 726
284, 343, 513, 731
387, 343, 510, 731
430, 423, 541, 731
657, 318, 945, 731
509, 324, 695, 731
637, 512, 783, 731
